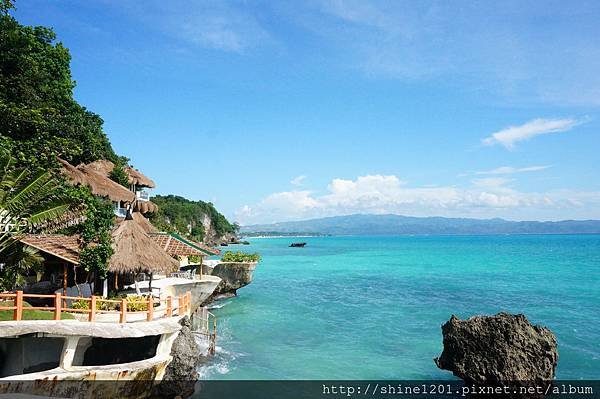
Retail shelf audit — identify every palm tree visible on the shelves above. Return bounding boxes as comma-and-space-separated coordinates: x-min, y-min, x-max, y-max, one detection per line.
0, 244, 44, 291
0, 150, 71, 255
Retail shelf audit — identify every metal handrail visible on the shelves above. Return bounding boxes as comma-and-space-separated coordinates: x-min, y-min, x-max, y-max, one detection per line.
193, 306, 217, 355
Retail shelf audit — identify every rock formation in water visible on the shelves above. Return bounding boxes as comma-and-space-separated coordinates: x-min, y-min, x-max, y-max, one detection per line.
153, 317, 201, 399
435, 312, 558, 397
204, 261, 257, 299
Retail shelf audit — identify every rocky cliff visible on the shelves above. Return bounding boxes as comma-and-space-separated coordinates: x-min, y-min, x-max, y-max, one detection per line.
202, 262, 257, 303
153, 317, 201, 399
149, 195, 236, 246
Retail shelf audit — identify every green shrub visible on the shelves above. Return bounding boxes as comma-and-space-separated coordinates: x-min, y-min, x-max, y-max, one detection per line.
221, 251, 261, 263
125, 295, 149, 312
71, 297, 118, 311
71, 298, 90, 310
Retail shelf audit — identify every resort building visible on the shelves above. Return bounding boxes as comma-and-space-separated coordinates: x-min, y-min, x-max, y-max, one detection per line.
58, 159, 158, 217
10, 159, 221, 303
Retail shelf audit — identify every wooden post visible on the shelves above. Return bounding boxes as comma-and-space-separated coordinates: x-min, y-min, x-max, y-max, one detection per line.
166, 296, 173, 317
13, 290, 23, 321
187, 292, 192, 313
120, 298, 127, 323
146, 295, 154, 321
114, 273, 119, 291
54, 293, 62, 321
178, 295, 183, 315
63, 263, 68, 296
89, 296, 96, 322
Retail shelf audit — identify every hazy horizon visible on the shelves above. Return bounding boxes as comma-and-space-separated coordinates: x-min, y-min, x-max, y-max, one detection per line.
240, 212, 600, 228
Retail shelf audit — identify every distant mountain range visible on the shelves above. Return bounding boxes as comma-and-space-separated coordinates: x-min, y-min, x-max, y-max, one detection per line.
240, 214, 600, 236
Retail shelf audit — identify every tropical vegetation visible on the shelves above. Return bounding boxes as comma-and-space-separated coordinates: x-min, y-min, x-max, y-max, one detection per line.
150, 195, 235, 242
0, 2, 235, 290
0, 151, 72, 254
0, 1, 118, 170
221, 251, 261, 263
0, 2, 117, 288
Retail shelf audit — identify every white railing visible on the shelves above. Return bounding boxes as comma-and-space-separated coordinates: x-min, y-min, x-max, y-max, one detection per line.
136, 190, 150, 201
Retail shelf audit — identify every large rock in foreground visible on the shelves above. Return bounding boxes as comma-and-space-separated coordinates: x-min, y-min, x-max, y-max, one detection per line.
435, 312, 558, 393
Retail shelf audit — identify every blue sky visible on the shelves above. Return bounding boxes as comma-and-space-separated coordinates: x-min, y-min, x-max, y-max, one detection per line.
14, 1, 600, 224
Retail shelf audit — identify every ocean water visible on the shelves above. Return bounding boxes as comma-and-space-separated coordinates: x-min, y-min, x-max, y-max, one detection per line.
199, 235, 600, 380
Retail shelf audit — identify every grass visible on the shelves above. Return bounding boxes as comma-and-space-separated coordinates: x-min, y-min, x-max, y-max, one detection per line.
0, 300, 75, 321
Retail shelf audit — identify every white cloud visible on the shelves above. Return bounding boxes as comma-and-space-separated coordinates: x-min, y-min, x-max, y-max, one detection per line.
471, 177, 513, 188
125, 0, 270, 53
475, 165, 551, 175
482, 118, 581, 149
303, 1, 600, 106
235, 174, 600, 224
290, 175, 307, 186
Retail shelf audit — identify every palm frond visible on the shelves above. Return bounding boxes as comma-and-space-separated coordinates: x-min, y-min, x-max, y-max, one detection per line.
0, 151, 14, 185
27, 203, 71, 226
17, 177, 59, 209
2, 168, 28, 190
5, 171, 53, 214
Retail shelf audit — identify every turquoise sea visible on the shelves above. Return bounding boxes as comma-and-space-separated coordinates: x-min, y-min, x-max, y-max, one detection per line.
199, 235, 600, 380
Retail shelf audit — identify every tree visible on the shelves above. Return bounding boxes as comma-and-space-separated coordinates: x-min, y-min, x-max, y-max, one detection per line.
0, 150, 72, 254
0, 1, 14, 15
0, 3, 117, 286
108, 157, 130, 188
149, 195, 235, 243
0, 244, 43, 291
0, 5, 118, 169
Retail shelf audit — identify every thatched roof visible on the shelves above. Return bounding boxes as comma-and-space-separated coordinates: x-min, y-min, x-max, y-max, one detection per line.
85, 160, 156, 188
59, 159, 135, 203
82, 159, 114, 176
133, 200, 158, 214
125, 166, 156, 188
109, 218, 179, 274
115, 212, 158, 233
132, 212, 158, 233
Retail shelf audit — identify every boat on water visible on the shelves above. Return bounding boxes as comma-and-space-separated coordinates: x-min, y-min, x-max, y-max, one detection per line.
289, 242, 307, 248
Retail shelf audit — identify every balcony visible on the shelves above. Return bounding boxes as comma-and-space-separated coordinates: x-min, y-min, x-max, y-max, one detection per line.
136, 190, 150, 202
114, 207, 127, 218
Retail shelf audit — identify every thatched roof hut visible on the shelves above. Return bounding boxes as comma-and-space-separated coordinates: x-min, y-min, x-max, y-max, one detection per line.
133, 200, 158, 214
109, 217, 179, 275
125, 166, 156, 188
81, 159, 114, 177
85, 160, 156, 188
132, 212, 158, 233
59, 159, 135, 203
115, 212, 158, 233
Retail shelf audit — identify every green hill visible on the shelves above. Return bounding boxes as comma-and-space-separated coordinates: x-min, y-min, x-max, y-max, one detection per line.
149, 195, 235, 244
